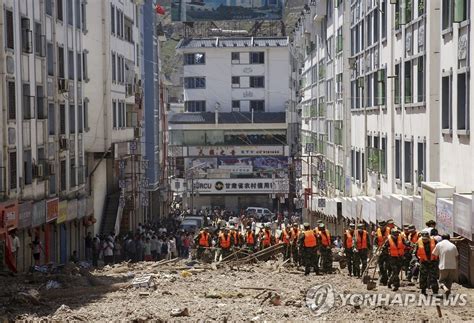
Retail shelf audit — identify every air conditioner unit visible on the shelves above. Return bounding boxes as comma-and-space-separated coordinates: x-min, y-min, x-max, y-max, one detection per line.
37, 164, 44, 177
59, 138, 68, 150
58, 78, 69, 93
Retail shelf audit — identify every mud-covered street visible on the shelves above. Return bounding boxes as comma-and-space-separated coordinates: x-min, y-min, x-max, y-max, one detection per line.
2, 257, 473, 322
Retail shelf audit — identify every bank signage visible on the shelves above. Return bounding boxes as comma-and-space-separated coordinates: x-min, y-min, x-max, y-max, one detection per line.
188, 145, 286, 157
191, 179, 289, 195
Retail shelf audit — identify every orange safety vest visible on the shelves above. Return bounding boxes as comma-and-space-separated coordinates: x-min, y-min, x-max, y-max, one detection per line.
231, 231, 239, 246
356, 231, 368, 250
345, 230, 354, 249
198, 232, 209, 247
376, 227, 391, 247
388, 235, 405, 257
320, 229, 331, 247
219, 234, 231, 249
409, 232, 420, 244
262, 231, 272, 247
417, 238, 438, 262
291, 228, 299, 241
246, 232, 255, 245
281, 230, 291, 244
303, 230, 317, 247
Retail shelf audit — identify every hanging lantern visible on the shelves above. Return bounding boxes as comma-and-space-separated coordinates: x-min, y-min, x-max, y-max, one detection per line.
155, 4, 165, 15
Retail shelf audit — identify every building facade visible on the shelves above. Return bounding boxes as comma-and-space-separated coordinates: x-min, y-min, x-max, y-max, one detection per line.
171, 37, 293, 212
83, 0, 143, 235
0, 0, 90, 272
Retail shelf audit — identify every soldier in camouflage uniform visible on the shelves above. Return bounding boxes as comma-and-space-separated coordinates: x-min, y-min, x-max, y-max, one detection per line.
382, 228, 407, 291
375, 220, 390, 285
343, 223, 356, 276
414, 231, 439, 295
298, 223, 319, 275
353, 223, 370, 277
318, 223, 333, 273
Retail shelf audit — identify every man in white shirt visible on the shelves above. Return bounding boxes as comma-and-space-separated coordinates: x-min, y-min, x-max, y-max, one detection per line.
421, 220, 436, 235
10, 231, 20, 266
432, 234, 459, 296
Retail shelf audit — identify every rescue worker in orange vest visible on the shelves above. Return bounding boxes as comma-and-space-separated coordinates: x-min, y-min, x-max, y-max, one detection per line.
194, 228, 212, 260
414, 231, 439, 295
218, 228, 233, 260
229, 225, 242, 248
259, 224, 275, 250
279, 226, 292, 260
244, 226, 257, 252
353, 223, 370, 277
313, 220, 323, 268
298, 223, 319, 275
406, 224, 420, 281
290, 223, 300, 266
375, 220, 391, 285
343, 223, 356, 276
318, 223, 333, 273
382, 228, 407, 291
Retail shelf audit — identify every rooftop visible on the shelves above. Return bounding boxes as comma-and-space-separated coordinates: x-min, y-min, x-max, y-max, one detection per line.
169, 112, 286, 124
176, 37, 289, 50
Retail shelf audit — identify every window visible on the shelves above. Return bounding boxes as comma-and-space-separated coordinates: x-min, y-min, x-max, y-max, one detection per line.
8, 81, 16, 120
184, 53, 205, 65
457, 72, 470, 130
21, 18, 32, 53
34, 23, 45, 56
70, 158, 76, 188
60, 160, 66, 191
250, 100, 264, 112
37, 148, 45, 181
9, 151, 17, 190
395, 139, 401, 180
454, 0, 468, 22
231, 52, 240, 62
417, 141, 426, 186
356, 151, 361, 181
112, 101, 117, 128
382, 0, 387, 39
60, 104, 66, 134
48, 103, 55, 135
249, 52, 264, 64
442, 75, 452, 130
184, 77, 206, 89
49, 171, 57, 195
81, 1, 87, 31
77, 53, 82, 81
124, 17, 133, 43
5, 9, 14, 49
442, 0, 453, 30
185, 101, 206, 112
68, 50, 74, 80
57, 0, 63, 21
374, 8, 379, 42
406, 0, 413, 23
381, 137, 387, 175
419, 0, 425, 16
112, 53, 116, 82
351, 149, 355, 178
75, 0, 81, 29
84, 99, 89, 130
366, 74, 373, 107
37, 86, 46, 119
394, 63, 401, 104
78, 105, 83, 133
249, 76, 264, 88
232, 76, 240, 87
376, 68, 386, 106
367, 14, 372, 47
404, 141, 412, 183
232, 100, 240, 112
24, 150, 32, 185
417, 56, 425, 102
23, 84, 32, 119
69, 104, 75, 133
404, 60, 413, 103
67, 0, 73, 26
111, 4, 115, 34
47, 43, 54, 76
46, 0, 53, 16
336, 27, 343, 53
362, 152, 366, 183
58, 46, 65, 78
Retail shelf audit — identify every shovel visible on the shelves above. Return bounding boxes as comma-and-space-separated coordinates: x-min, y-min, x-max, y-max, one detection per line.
366, 263, 378, 290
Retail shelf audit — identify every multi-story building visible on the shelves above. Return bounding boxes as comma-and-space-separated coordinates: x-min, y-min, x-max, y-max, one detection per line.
84, 0, 142, 235
0, 0, 89, 272
170, 37, 293, 211
292, 0, 350, 214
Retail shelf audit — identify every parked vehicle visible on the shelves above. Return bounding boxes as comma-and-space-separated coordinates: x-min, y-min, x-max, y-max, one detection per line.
245, 207, 275, 222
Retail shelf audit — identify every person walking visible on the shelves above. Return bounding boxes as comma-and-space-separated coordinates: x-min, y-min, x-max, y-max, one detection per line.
432, 234, 459, 296
318, 223, 333, 273
414, 231, 439, 295
85, 232, 93, 262
298, 223, 319, 275
102, 237, 114, 265
354, 223, 370, 277
143, 237, 153, 261
383, 229, 406, 291
30, 234, 44, 266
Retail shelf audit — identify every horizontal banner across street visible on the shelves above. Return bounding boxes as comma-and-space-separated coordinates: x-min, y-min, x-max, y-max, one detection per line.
191, 178, 289, 194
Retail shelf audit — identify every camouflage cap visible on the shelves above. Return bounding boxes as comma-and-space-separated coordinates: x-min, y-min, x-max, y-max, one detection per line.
378, 220, 387, 227
420, 231, 430, 238
292, 223, 299, 226
357, 223, 364, 229
408, 224, 416, 230
318, 223, 325, 228
391, 228, 399, 234
387, 219, 395, 225
349, 223, 356, 228
303, 222, 310, 228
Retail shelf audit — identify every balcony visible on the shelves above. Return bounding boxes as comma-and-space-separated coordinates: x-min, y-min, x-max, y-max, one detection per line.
313, 0, 328, 22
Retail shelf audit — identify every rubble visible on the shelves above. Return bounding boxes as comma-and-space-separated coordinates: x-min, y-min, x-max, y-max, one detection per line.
1, 257, 473, 321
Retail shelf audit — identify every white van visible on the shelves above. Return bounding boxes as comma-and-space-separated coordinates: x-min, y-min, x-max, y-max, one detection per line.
245, 207, 274, 221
